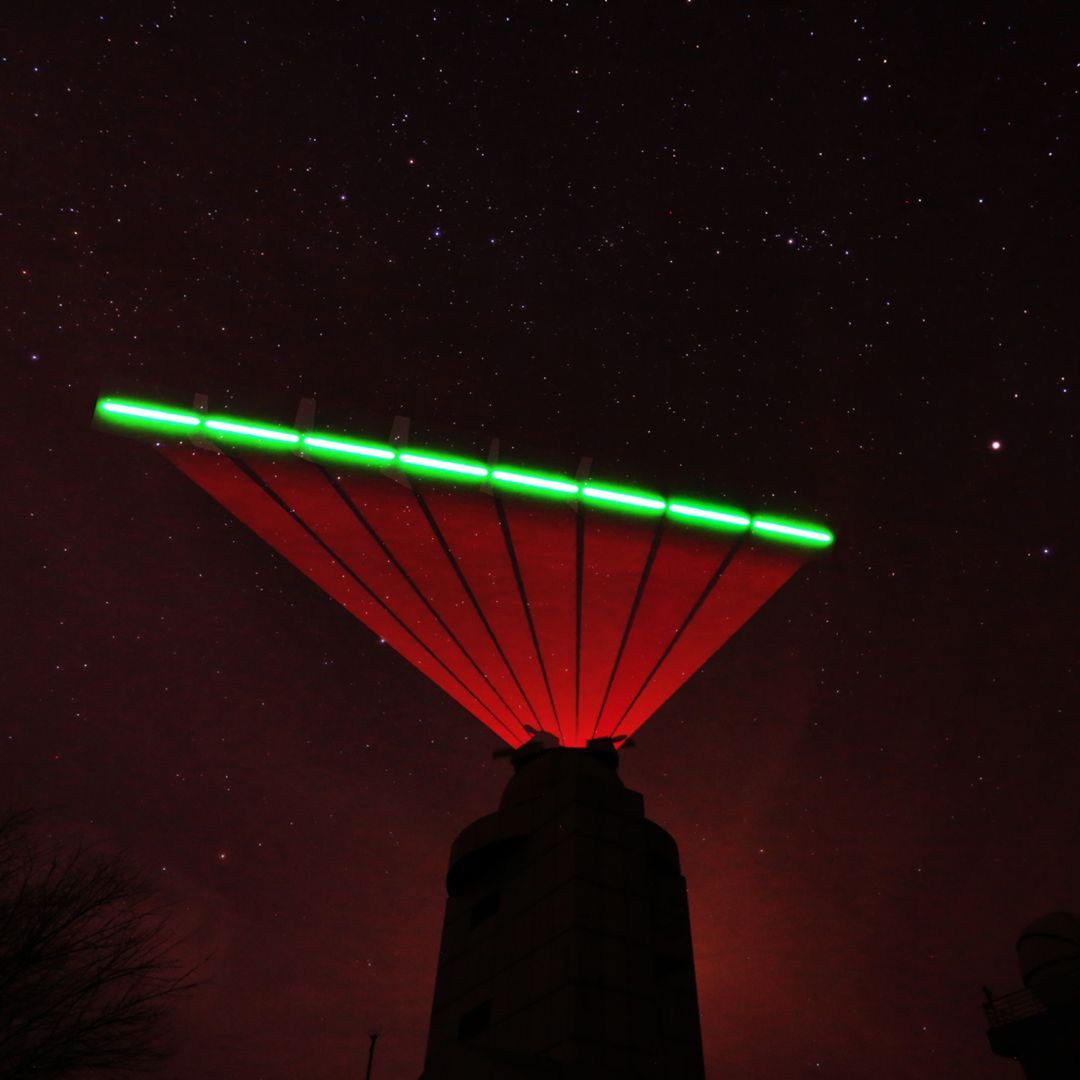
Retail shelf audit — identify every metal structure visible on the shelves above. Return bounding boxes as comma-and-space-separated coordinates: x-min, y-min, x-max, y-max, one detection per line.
984, 912, 1080, 1079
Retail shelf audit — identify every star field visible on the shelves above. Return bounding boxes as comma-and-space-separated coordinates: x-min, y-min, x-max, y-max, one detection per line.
4, 7, 1078, 1078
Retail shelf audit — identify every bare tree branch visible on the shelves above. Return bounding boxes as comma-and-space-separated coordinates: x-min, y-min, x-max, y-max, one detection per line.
0, 810, 203, 1077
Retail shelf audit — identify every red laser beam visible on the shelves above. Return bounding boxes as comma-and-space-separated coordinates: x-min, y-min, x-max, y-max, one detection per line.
162, 443, 808, 746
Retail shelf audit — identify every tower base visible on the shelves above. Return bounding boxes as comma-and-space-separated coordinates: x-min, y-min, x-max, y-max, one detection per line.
420, 739, 705, 1079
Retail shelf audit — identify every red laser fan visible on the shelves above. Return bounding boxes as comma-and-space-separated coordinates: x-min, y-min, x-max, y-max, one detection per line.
95, 394, 832, 747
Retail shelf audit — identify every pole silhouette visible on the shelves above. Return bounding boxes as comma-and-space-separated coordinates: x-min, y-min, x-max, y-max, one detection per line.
364, 1031, 379, 1080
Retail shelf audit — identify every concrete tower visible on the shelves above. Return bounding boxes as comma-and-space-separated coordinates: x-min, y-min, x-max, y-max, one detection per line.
419, 738, 706, 1079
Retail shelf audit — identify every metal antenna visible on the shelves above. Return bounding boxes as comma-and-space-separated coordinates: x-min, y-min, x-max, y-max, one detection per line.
364, 1030, 379, 1080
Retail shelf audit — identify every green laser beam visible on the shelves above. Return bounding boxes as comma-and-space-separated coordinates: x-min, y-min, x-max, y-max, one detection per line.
100, 401, 201, 426
751, 519, 834, 545
668, 502, 751, 528
302, 435, 395, 461
95, 395, 834, 546
492, 469, 579, 494
204, 419, 300, 444
582, 485, 666, 511
398, 452, 488, 477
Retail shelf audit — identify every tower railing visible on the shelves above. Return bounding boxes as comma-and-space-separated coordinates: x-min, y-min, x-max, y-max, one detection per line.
983, 987, 1049, 1028
983, 984, 1080, 1029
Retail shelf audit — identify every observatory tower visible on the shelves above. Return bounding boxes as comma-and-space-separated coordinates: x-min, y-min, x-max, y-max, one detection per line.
983, 911, 1080, 1078
419, 737, 703, 1079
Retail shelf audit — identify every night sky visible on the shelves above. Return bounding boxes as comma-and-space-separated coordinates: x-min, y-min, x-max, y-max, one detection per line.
6, 7, 1078, 1078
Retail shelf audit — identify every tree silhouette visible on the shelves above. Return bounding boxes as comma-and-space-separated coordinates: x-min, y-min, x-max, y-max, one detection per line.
0, 810, 200, 1077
